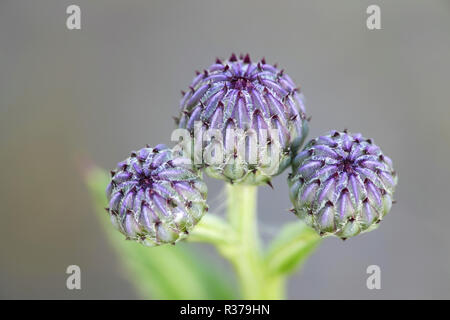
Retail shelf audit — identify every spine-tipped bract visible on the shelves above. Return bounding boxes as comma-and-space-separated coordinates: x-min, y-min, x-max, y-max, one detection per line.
106, 145, 208, 246
177, 53, 309, 185
288, 131, 397, 239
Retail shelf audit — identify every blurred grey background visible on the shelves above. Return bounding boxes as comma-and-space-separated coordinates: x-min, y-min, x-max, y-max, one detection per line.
1, 0, 450, 299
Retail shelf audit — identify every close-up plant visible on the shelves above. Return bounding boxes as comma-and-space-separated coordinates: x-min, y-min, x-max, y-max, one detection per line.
2, 0, 449, 304
85, 54, 397, 299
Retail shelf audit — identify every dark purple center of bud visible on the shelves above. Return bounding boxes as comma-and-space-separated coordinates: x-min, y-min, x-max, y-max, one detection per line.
341, 157, 355, 174
139, 176, 154, 188
229, 76, 252, 90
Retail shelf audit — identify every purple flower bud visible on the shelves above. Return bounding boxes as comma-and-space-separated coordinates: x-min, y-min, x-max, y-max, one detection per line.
177, 54, 309, 185
288, 131, 397, 239
105, 145, 208, 246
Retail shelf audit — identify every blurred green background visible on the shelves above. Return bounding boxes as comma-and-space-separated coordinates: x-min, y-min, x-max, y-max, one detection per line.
1, 0, 450, 299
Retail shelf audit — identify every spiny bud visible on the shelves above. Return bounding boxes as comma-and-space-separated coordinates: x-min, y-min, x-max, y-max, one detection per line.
106, 145, 208, 246
177, 53, 309, 185
288, 131, 397, 239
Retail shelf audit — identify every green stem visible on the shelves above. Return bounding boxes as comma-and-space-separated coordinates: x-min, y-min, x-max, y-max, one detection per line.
225, 184, 285, 300
189, 183, 321, 299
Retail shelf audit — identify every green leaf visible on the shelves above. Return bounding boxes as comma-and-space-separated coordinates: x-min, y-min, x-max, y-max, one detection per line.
85, 167, 237, 299
188, 214, 237, 245
265, 221, 321, 276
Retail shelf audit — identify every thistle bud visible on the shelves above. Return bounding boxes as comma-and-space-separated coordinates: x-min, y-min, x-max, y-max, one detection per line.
106, 145, 208, 246
288, 131, 397, 239
177, 53, 308, 185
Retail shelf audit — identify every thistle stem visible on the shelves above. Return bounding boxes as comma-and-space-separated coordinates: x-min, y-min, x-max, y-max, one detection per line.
225, 184, 285, 300
190, 183, 320, 299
